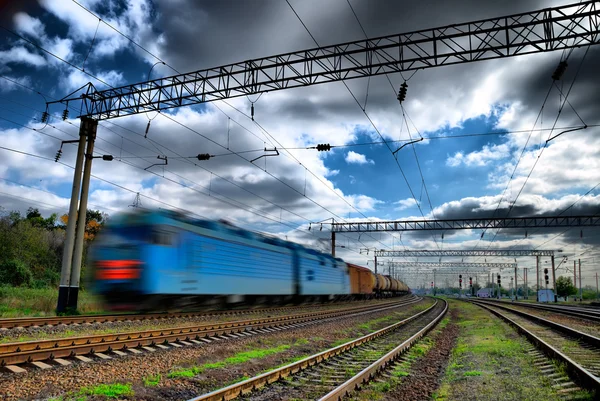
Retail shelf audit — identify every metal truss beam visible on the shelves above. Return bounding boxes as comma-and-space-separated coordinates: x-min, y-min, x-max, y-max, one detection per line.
52, 1, 600, 120
394, 269, 489, 274
375, 249, 557, 257
387, 262, 517, 269
331, 215, 600, 233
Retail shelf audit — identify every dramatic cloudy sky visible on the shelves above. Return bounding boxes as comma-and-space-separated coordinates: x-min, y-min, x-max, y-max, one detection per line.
1, 0, 599, 289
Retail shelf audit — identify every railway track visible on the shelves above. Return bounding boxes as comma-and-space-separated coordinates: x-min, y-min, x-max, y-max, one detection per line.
482, 299, 600, 323
0, 297, 423, 372
187, 298, 447, 401
471, 300, 600, 393
0, 297, 415, 330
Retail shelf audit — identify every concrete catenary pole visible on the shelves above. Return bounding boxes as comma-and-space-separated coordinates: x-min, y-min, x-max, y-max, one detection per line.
331, 232, 335, 258
514, 265, 518, 300
524, 267, 528, 299
67, 118, 98, 311
551, 255, 557, 302
57, 121, 88, 313
536, 256, 540, 301
574, 260, 577, 292
579, 259, 582, 301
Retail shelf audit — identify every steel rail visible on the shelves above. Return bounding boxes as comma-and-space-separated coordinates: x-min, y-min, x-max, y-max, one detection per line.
471, 300, 600, 347
0, 298, 420, 367
471, 301, 600, 391
188, 299, 444, 401
481, 299, 600, 323
319, 298, 448, 400
0, 297, 413, 329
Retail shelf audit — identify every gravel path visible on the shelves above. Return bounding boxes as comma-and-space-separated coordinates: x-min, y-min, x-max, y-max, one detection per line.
0, 299, 432, 400
380, 307, 459, 401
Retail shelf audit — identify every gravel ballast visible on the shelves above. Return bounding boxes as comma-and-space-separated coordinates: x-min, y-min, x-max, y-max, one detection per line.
0, 299, 432, 400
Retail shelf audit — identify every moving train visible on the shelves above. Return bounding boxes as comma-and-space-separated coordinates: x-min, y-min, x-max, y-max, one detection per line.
89, 209, 409, 310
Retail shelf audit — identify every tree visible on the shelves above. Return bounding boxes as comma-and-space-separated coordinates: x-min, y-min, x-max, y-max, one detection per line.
59, 209, 107, 240
556, 276, 577, 298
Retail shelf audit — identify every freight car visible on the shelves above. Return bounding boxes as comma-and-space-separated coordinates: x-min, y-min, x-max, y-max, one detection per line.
89, 209, 409, 310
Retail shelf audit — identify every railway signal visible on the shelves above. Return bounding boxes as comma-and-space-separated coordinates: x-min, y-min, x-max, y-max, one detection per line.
544, 268, 549, 285
459, 274, 462, 288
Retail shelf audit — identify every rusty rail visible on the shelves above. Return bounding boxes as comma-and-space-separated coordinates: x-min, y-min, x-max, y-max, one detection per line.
188, 298, 444, 401
0, 297, 421, 367
472, 300, 600, 392
0, 296, 417, 329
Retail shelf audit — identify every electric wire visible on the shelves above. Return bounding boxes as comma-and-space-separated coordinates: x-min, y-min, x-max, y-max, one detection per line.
285, 0, 438, 254
16, 5, 381, 255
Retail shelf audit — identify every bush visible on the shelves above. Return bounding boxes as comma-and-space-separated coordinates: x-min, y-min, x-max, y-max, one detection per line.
0, 259, 33, 287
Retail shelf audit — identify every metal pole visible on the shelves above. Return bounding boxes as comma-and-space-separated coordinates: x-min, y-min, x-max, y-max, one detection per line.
536, 256, 540, 301
433, 269, 436, 296
374, 255, 378, 275
524, 267, 528, 299
514, 265, 518, 300
579, 259, 582, 302
67, 118, 98, 311
331, 232, 335, 258
596, 272, 599, 300
551, 255, 557, 302
574, 260, 577, 296
57, 123, 87, 313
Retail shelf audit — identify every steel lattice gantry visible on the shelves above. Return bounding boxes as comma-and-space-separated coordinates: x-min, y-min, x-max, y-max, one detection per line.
51, 1, 600, 119
374, 249, 557, 257
51, 1, 600, 312
331, 215, 600, 233
387, 262, 517, 269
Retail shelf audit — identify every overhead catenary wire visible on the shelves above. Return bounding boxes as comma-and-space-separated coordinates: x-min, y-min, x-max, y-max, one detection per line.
286, 0, 438, 255
0, 87, 371, 255
27, 4, 380, 254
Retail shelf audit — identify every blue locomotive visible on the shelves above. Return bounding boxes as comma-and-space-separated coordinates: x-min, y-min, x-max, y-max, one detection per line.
89, 209, 408, 310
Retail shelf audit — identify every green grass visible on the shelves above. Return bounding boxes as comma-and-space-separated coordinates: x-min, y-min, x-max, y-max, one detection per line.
168, 344, 292, 379
79, 383, 133, 398
0, 286, 104, 317
433, 300, 595, 401
143, 374, 161, 387
463, 370, 482, 376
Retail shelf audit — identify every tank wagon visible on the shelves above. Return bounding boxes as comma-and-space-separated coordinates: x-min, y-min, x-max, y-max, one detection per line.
90, 210, 410, 310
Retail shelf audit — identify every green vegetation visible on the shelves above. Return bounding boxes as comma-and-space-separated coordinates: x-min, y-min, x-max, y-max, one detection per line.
0, 286, 103, 317
143, 374, 161, 387
79, 383, 134, 398
50, 383, 133, 400
433, 300, 593, 401
556, 276, 577, 299
0, 206, 107, 315
168, 344, 291, 379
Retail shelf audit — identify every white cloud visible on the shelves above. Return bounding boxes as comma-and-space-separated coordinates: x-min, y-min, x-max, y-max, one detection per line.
0, 47, 46, 67
345, 151, 374, 165
394, 198, 418, 211
446, 143, 512, 167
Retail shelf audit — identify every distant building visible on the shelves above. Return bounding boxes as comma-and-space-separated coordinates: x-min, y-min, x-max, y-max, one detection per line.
538, 289, 555, 303
477, 288, 493, 298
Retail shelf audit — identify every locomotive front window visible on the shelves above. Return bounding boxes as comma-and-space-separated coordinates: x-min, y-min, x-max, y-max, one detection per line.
151, 229, 175, 246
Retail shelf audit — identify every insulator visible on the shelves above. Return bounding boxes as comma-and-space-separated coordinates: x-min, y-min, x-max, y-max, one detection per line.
102, 155, 114, 161
62, 109, 69, 121
54, 149, 62, 162
197, 153, 211, 161
251, 103, 254, 121
41, 111, 49, 123
145, 121, 151, 138
316, 144, 331, 151
551, 60, 568, 81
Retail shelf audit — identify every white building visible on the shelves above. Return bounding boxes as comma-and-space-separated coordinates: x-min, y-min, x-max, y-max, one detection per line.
477, 288, 493, 298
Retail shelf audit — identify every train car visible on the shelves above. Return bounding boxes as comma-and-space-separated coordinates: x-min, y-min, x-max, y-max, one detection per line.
91, 210, 351, 309
90, 209, 409, 310
347, 263, 375, 298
